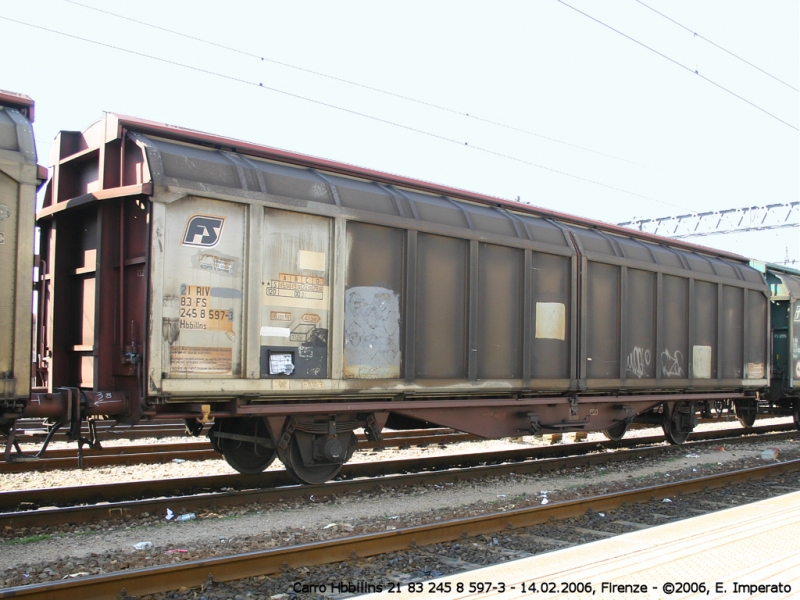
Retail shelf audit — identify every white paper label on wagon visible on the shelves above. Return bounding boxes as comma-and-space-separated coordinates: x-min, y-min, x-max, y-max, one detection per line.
269, 353, 295, 375
261, 326, 291, 338
693, 345, 712, 379
535, 302, 566, 341
746, 362, 765, 379
298, 250, 326, 272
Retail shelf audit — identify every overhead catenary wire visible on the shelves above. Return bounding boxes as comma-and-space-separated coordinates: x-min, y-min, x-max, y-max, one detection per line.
62, 0, 648, 169
1, 14, 694, 211
555, 0, 799, 132
634, 0, 799, 92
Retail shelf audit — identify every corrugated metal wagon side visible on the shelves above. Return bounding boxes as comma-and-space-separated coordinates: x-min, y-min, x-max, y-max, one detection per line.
132, 132, 579, 401
563, 223, 770, 440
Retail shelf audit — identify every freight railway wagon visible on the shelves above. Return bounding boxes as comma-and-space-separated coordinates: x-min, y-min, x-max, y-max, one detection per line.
0, 92, 43, 407
1, 96, 799, 484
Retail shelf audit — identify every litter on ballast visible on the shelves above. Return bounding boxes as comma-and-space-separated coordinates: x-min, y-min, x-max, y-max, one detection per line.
62, 572, 91, 579
761, 448, 780, 460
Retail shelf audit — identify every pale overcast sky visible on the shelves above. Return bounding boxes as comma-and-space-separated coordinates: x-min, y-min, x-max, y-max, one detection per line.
2, 0, 797, 264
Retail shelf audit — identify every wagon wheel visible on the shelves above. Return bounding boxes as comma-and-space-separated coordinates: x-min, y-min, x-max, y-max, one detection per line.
602, 420, 629, 441
794, 402, 800, 432
278, 432, 357, 485
661, 403, 693, 445
217, 418, 276, 474
734, 399, 757, 428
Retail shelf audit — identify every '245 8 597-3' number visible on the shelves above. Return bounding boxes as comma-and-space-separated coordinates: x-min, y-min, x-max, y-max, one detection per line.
179, 307, 233, 321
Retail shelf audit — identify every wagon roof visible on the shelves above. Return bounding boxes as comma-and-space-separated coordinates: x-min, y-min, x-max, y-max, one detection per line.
0, 89, 35, 122
93, 112, 752, 264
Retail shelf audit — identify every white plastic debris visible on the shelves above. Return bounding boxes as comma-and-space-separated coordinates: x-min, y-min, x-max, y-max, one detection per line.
133, 541, 153, 550
323, 523, 337, 529
662, 498, 672, 503
761, 448, 780, 460
175, 513, 196, 522
62, 572, 90, 579
685, 453, 700, 458
598, 513, 605, 517
541, 497, 549, 505
165, 508, 174, 521
172, 458, 186, 464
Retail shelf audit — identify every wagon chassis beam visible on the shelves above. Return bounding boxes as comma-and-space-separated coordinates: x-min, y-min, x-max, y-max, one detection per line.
158, 393, 757, 443
218, 392, 754, 417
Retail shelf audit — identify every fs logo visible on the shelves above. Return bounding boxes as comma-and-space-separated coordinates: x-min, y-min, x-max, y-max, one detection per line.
182, 215, 225, 247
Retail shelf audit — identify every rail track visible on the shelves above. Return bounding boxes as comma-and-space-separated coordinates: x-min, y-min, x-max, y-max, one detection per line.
11, 420, 470, 444
10, 419, 198, 442
2, 454, 798, 599
5, 414, 779, 473
1, 428, 476, 473
1, 425, 796, 531
10, 414, 754, 444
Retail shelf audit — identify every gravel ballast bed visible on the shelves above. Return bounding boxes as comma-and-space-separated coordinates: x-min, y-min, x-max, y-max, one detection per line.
0, 419, 798, 597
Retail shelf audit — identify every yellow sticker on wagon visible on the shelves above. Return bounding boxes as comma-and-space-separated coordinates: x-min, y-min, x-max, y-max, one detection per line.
179, 287, 234, 331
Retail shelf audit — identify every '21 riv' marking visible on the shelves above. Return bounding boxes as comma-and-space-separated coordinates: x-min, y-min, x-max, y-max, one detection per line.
179, 285, 233, 331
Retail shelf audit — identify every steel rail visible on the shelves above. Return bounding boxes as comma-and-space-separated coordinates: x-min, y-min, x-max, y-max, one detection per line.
2, 458, 798, 599
0, 446, 216, 473
3, 423, 790, 509
9, 415, 747, 443
11, 419, 191, 441
2, 425, 795, 511
1, 427, 796, 529
11, 422, 459, 442
0, 430, 475, 473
